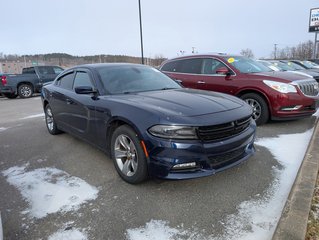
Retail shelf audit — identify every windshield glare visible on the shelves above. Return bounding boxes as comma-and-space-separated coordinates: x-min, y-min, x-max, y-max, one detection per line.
97, 65, 181, 94
271, 61, 294, 71
287, 61, 306, 70
302, 61, 317, 68
224, 56, 272, 73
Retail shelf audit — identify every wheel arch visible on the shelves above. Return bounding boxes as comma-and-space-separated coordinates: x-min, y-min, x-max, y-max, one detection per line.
17, 81, 35, 91
236, 89, 272, 113
105, 117, 145, 154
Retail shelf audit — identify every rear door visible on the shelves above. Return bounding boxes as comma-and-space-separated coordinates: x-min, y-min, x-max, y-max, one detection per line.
161, 58, 203, 89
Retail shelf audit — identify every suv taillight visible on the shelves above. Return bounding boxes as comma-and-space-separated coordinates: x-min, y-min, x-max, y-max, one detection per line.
1, 76, 7, 86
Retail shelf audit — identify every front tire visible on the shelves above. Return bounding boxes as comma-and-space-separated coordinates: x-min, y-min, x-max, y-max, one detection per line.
111, 125, 148, 184
44, 104, 62, 135
240, 93, 269, 125
18, 84, 33, 98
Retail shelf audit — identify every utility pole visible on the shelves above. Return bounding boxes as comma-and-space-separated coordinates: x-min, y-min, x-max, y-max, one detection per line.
274, 44, 278, 60
138, 0, 144, 64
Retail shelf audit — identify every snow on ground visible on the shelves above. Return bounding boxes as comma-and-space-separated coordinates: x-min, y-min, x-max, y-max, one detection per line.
20, 113, 44, 120
0, 127, 9, 132
48, 227, 88, 240
126, 129, 314, 240
2, 165, 99, 219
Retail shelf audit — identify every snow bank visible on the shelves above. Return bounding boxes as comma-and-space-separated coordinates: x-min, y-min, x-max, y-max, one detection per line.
2, 165, 98, 218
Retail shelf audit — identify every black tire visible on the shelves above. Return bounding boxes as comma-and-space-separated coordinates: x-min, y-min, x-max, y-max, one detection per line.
18, 84, 33, 98
240, 93, 269, 125
111, 125, 148, 184
44, 104, 62, 135
3, 93, 18, 99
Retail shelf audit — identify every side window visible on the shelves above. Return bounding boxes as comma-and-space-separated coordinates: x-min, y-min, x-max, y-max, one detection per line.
202, 58, 228, 74
73, 72, 94, 89
161, 61, 179, 72
38, 66, 55, 75
178, 58, 202, 74
53, 67, 64, 74
22, 68, 36, 74
57, 72, 74, 90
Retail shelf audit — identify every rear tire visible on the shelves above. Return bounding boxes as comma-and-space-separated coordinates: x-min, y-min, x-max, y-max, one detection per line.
44, 104, 62, 135
18, 84, 33, 98
111, 125, 148, 184
3, 93, 18, 99
240, 93, 269, 125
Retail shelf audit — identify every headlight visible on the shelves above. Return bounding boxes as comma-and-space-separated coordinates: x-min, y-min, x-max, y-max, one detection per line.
148, 125, 198, 139
263, 80, 297, 93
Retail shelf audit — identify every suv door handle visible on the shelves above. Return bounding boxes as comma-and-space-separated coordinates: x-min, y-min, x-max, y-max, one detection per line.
197, 81, 205, 84
174, 79, 183, 84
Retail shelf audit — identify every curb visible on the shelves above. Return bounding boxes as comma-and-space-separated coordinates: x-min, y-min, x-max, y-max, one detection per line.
272, 117, 319, 240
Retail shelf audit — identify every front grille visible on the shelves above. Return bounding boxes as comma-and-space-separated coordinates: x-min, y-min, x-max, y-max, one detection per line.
296, 80, 319, 96
208, 147, 246, 168
197, 116, 251, 142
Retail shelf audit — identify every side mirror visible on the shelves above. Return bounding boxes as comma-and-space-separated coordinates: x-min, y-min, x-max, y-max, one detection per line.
216, 67, 231, 76
75, 86, 97, 95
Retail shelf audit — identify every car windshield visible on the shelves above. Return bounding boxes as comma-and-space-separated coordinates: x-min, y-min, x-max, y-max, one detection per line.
271, 61, 295, 71
286, 61, 306, 70
300, 60, 316, 68
97, 65, 181, 94
224, 56, 272, 73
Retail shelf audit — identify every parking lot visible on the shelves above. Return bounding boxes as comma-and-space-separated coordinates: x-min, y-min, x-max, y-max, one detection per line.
0, 96, 317, 240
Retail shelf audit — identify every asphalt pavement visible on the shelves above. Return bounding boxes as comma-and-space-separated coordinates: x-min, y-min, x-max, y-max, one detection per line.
0, 96, 317, 240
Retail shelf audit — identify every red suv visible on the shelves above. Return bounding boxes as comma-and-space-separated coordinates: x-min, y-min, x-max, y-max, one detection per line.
160, 54, 319, 125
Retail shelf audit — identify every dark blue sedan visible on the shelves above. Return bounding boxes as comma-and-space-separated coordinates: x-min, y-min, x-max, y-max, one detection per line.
41, 63, 256, 184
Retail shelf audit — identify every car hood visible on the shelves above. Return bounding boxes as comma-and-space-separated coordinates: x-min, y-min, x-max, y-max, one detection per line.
105, 88, 245, 117
248, 71, 310, 82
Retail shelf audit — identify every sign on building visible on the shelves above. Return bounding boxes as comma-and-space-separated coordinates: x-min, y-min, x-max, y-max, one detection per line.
309, 8, 319, 32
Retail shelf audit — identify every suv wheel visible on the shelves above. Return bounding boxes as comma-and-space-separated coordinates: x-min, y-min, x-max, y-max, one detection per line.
241, 93, 269, 125
18, 84, 33, 98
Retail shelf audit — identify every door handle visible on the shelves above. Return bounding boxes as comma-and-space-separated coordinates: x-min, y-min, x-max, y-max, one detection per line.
174, 79, 183, 84
197, 81, 205, 84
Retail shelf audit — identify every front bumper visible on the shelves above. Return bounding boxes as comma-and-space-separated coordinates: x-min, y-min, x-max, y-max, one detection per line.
146, 120, 256, 179
270, 93, 319, 120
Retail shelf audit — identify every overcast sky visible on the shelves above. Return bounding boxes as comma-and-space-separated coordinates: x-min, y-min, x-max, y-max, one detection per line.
1, 0, 318, 59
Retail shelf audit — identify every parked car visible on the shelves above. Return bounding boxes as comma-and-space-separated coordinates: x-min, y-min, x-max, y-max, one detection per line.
160, 54, 319, 125
290, 60, 319, 71
0, 66, 64, 99
257, 60, 281, 71
41, 63, 256, 184
269, 60, 319, 82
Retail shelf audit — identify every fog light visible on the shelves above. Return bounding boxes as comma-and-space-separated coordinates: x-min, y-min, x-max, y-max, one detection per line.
172, 162, 196, 170
281, 105, 302, 111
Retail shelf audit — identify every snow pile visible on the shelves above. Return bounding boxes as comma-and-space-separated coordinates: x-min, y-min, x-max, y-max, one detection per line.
48, 228, 88, 240
126, 129, 313, 240
2, 165, 98, 218
0, 127, 8, 132
20, 113, 44, 120
126, 220, 204, 240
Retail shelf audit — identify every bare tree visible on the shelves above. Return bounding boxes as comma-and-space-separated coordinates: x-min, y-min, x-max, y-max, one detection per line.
240, 48, 254, 58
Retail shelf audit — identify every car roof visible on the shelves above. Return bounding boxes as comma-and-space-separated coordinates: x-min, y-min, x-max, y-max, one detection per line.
69, 63, 146, 70
167, 53, 242, 61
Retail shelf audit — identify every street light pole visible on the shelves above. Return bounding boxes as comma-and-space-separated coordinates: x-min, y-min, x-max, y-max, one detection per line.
138, 0, 144, 64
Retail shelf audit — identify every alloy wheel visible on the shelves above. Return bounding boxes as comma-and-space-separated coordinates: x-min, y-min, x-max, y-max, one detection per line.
245, 98, 261, 121
114, 134, 138, 177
